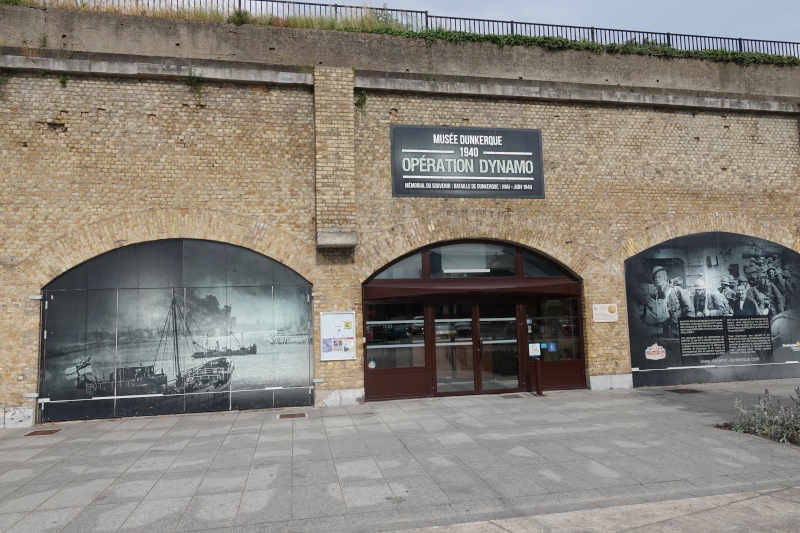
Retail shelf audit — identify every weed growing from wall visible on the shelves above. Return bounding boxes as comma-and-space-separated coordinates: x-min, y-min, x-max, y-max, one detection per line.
0, 68, 11, 97
185, 72, 204, 98
58, 74, 67, 87
354, 89, 367, 109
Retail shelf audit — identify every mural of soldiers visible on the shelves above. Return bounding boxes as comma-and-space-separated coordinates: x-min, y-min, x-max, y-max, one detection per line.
692, 278, 731, 317
732, 282, 760, 316
768, 267, 795, 309
641, 266, 695, 337
742, 269, 768, 308
756, 271, 785, 317
718, 275, 737, 308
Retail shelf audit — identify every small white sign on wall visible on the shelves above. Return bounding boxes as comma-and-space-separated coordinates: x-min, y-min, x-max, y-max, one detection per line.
320, 311, 357, 361
592, 304, 619, 323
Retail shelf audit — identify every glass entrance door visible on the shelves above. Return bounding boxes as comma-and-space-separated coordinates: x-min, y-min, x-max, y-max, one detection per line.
433, 302, 521, 394
434, 304, 475, 393
478, 303, 519, 391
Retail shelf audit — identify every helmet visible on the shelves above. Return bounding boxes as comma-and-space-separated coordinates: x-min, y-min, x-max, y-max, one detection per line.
651, 266, 667, 280
693, 279, 706, 289
720, 275, 731, 286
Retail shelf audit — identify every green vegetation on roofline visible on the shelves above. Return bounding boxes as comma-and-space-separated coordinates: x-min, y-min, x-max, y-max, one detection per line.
3, 2, 799, 67
356, 28, 800, 67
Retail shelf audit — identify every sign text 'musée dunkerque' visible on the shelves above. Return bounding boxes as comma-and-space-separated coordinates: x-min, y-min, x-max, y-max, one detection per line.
390, 125, 544, 198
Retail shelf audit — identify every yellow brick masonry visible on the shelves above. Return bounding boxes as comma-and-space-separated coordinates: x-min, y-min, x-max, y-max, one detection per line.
314, 68, 358, 237
1, 67, 799, 412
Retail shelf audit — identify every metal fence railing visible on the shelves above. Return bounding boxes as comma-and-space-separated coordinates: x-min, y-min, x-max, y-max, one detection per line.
31, 0, 800, 58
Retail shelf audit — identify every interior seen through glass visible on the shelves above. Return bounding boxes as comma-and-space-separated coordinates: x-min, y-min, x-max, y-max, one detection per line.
366, 298, 580, 392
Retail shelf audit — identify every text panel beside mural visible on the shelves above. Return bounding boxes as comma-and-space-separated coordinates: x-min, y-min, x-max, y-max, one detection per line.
40, 240, 312, 421
625, 233, 800, 387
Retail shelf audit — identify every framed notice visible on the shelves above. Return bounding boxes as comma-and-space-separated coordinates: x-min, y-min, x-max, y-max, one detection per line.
592, 304, 619, 322
320, 311, 357, 361
391, 125, 544, 198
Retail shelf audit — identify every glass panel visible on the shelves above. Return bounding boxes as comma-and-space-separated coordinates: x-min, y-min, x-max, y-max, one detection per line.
42, 290, 89, 401
115, 288, 182, 398
374, 254, 423, 280
434, 304, 475, 392
479, 303, 519, 390
431, 243, 516, 278
365, 303, 425, 369
184, 240, 228, 288
87, 246, 138, 289
138, 240, 183, 289
526, 299, 581, 361
522, 251, 570, 277
227, 245, 278, 287
269, 285, 312, 387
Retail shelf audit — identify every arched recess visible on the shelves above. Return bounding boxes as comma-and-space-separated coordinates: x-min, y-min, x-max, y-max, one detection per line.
623, 231, 800, 388
609, 213, 800, 271
362, 239, 586, 401
354, 208, 596, 283
19, 208, 316, 291
39, 238, 313, 422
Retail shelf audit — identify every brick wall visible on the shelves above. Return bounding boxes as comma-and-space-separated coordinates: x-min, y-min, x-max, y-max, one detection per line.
0, 15, 799, 415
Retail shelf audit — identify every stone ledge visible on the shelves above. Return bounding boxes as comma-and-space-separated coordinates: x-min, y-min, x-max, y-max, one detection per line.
0, 55, 313, 86
356, 75, 800, 114
317, 231, 358, 249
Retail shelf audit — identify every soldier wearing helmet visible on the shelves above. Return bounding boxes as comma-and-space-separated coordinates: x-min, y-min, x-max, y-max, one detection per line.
718, 275, 736, 308
692, 278, 731, 317
640, 266, 695, 337
768, 267, 795, 309
756, 270, 784, 317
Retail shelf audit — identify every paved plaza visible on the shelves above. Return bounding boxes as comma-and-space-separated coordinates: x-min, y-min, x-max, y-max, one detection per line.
1, 379, 800, 532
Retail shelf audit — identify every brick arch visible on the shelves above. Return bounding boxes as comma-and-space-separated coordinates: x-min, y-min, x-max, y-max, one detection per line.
21, 208, 317, 288
608, 213, 800, 266
354, 208, 597, 282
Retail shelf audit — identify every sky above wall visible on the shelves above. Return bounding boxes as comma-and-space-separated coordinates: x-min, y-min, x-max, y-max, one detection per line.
390, 1, 798, 43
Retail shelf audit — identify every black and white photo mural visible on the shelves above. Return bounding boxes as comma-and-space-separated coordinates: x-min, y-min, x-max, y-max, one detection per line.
40, 240, 312, 422
625, 233, 800, 387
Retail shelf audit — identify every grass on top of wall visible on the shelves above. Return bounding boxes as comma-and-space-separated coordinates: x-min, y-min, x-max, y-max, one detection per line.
4, 1, 799, 67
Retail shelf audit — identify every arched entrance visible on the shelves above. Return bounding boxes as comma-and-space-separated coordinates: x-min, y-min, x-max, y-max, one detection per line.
363, 240, 586, 400
39, 239, 312, 421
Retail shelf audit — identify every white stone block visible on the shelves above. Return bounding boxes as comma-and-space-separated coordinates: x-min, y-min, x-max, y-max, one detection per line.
315, 388, 365, 407
3, 407, 34, 428
589, 375, 612, 390
610, 374, 634, 389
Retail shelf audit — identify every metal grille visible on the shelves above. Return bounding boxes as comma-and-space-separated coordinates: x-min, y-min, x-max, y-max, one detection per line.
277, 412, 308, 419
31, 0, 800, 58
25, 429, 62, 436
667, 389, 703, 394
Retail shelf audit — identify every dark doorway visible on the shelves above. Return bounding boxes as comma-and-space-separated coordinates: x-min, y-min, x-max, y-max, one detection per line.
363, 241, 586, 401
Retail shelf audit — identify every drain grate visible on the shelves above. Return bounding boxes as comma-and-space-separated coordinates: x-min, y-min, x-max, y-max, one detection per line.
277, 412, 308, 420
667, 389, 703, 394
25, 429, 62, 436
502, 394, 523, 399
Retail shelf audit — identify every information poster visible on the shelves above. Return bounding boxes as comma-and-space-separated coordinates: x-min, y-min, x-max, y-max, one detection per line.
625, 232, 800, 386
320, 311, 357, 361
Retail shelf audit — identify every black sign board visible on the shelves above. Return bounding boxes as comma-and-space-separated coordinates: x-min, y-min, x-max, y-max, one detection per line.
390, 125, 544, 198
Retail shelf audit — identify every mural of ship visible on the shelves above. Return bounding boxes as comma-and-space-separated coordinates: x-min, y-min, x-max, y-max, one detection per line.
191, 332, 257, 358
65, 291, 234, 399
266, 327, 310, 345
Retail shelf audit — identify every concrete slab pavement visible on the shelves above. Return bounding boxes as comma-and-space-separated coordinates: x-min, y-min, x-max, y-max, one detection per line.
0, 378, 798, 532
